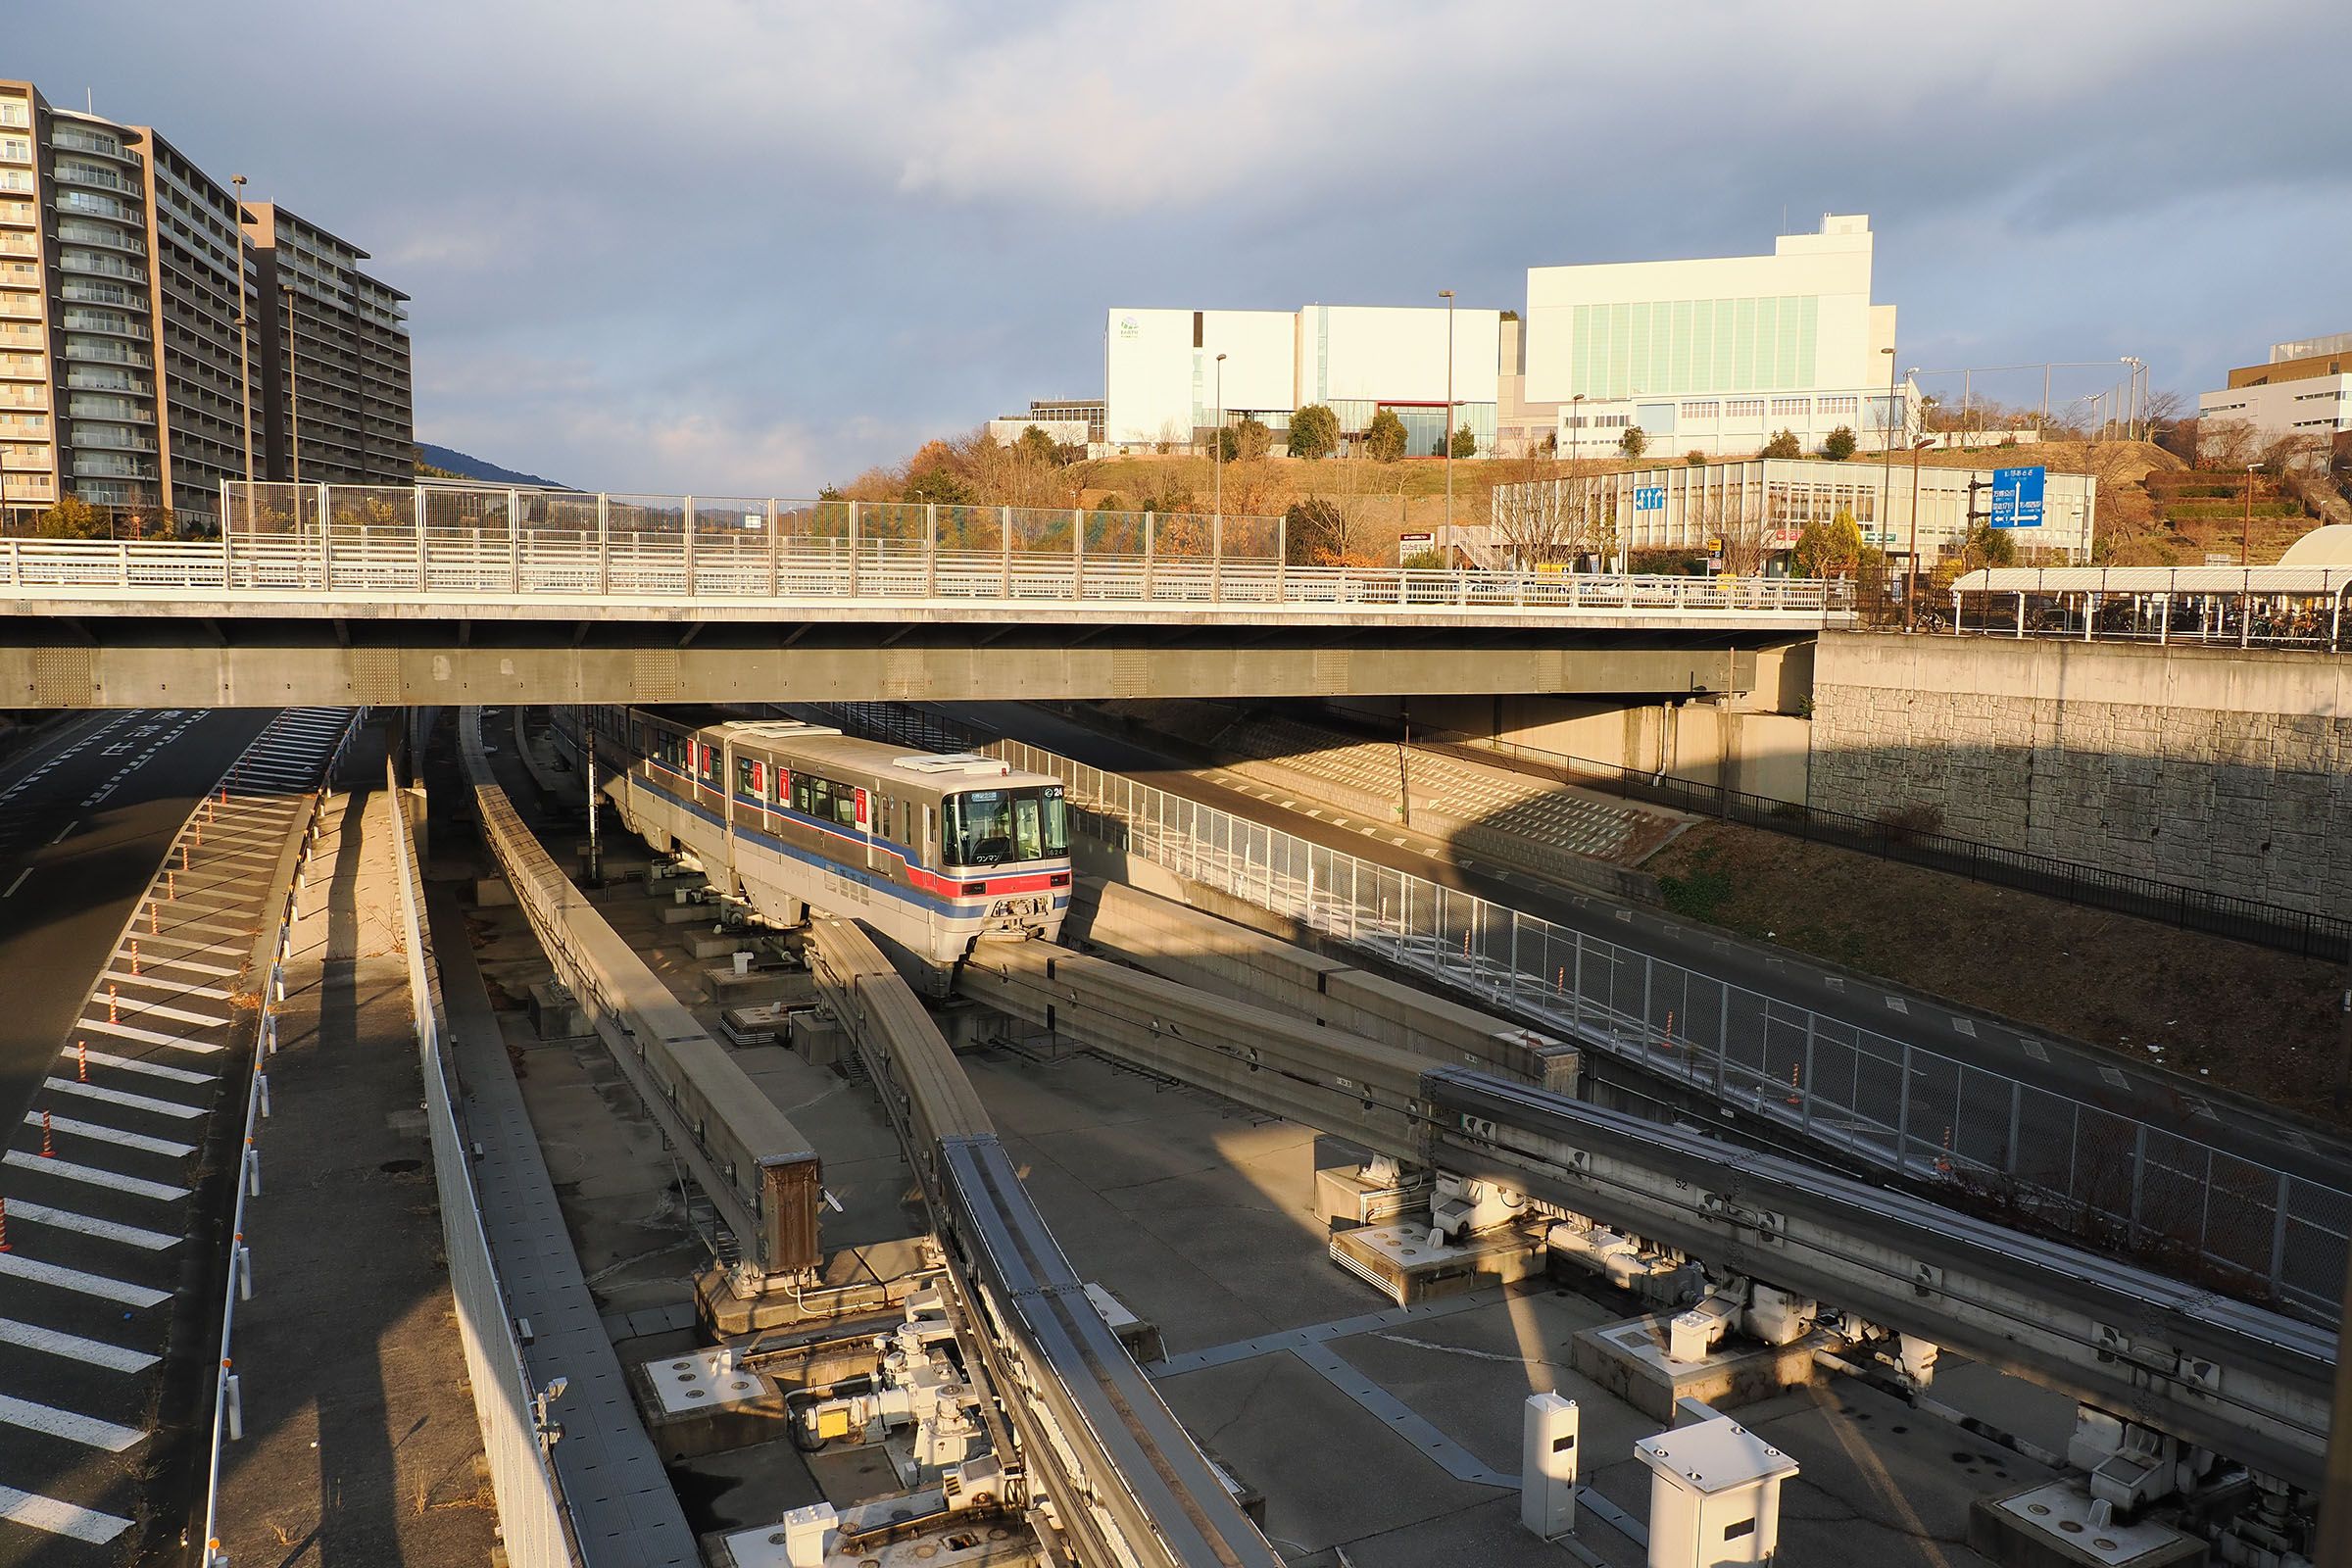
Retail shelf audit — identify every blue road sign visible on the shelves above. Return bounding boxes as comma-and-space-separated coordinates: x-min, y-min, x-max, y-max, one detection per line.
1634, 485, 1666, 512
1989, 466, 2045, 529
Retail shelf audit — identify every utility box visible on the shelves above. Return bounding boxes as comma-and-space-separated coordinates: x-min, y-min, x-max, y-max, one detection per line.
1636, 1415, 1799, 1567
1520, 1393, 1579, 1540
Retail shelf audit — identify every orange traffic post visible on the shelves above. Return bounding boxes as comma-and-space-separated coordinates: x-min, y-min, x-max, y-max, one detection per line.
76, 1040, 87, 1083
40, 1109, 53, 1158
1786, 1062, 1802, 1106
108, 984, 119, 1024
0, 1196, 10, 1251
129, 941, 139, 976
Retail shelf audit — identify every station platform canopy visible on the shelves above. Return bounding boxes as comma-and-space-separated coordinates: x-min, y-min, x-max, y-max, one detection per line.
1951, 564, 2352, 596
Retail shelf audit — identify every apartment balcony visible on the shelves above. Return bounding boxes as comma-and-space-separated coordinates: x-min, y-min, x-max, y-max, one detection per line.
0, 235, 36, 260
0, 357, 45, 381
62, 312, 146, 340
69, 396, 144, 421
56, 191, 132, 222
65, 368, 147, 395
2, 479, 58, 504
0, 299, 40, 321
63, 340, 153, 369
71, 429, 159, 454
48, 127, 132, 161
60, 254, 147, 285
56, 223, 144, 258
70, 452, 159, 480
52, 165, 141, 197
62, 280, 140, 310
3, 447, 56, 472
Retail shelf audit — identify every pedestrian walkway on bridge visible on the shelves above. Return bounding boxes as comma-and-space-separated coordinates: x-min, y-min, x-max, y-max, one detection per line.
208, 728, 496, 1568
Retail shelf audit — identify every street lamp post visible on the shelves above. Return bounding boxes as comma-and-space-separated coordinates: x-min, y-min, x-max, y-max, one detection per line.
1212, 352, 1227, 527
282, 284, 300, 492
1879, 346, 1898, 608
2244, 463, 2259, 564
1439, 289, 1455, 539
230, 175, 253, 489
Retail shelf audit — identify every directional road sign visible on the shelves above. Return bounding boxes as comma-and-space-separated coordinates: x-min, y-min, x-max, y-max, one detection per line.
1989, 466, 2046, 529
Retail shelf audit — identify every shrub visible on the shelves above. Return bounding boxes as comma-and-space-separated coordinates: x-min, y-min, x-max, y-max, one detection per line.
1364, 408, 1408, 463
1448, 424, 1477, 459
1820, 425, 1856, 462
1761, 429, 1802, 460
1686, 450, 1707, 466
1288, 404, 1339, 460
1619, 426, 1648, 459
1400, 548, 1447, 569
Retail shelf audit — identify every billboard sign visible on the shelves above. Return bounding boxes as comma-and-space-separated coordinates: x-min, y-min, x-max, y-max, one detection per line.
1989, 466, 2045, 529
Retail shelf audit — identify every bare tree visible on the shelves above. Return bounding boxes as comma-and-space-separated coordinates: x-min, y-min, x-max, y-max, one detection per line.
1482, 445, 1616, 566
1689, 482, 1771, 575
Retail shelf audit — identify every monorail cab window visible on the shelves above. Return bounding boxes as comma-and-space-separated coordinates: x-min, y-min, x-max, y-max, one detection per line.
943, 785, 1068, 867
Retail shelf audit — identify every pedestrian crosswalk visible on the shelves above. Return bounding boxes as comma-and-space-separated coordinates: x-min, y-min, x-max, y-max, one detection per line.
0, 706, 355, 1558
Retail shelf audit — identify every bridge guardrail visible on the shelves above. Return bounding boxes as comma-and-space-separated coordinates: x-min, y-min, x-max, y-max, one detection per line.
820, 702, 2352, 1325
0, 480, 1858, 618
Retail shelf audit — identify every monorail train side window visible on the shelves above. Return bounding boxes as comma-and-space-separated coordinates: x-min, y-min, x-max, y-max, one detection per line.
923, 805, 937, 862
699, 743, 720, 788
792, 772, 814, 814
738, 758, 762, 798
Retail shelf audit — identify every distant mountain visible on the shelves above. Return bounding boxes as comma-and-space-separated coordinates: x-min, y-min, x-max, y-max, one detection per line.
416, 442, 564, 488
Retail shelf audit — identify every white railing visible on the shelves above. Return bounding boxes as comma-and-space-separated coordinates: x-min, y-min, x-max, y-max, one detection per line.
0, 479, 1857, 619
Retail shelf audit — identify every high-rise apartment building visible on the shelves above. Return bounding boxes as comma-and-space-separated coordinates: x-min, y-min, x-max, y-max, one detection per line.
0, 79, 414, 530
245, 203, 415, 490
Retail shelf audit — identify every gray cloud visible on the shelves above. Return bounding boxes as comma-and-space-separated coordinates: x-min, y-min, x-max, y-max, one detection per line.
14, 0, 2348, 491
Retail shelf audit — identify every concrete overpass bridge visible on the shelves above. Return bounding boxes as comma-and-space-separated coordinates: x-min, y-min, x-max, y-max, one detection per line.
0, 481, 1851, 709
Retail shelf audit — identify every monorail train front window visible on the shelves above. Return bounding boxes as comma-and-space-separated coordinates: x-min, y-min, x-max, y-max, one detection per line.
945, 786, 1068, 866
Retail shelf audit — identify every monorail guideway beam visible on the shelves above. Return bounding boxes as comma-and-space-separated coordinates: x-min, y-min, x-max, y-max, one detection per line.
956, 941, 2335, 1494
459, 709, 825, 1283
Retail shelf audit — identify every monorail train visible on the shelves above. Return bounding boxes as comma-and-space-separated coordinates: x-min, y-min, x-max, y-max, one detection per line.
557, 706, 1071, 979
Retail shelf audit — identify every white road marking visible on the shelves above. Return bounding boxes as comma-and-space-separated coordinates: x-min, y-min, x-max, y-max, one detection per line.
0, 1484, 133, 1544
107, 972, 233, 1000
2099, 1065, 2130, 1090
2, 1151, 189, 1200
95, 997, 225, 1030
0, 1251, 170, 1307
1, 868, 27, 898
6, 1199, 178, 1250
2189, 1099, 2221, 1122
1953, 1018, 1978, 1037
2023, 1040, 2051, 1062
0, 1393, 146, 1452
1886, 996, 1909, 1015
25, 1113, 193, 1156
0, 1316, 157, 1374
114, 953, 236, 978
44, 1078, 204, 1119
49, 819, 76, 843
74, 1019, 225, 1054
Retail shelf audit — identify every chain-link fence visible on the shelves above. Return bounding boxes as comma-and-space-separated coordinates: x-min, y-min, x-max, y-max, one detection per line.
820, 702, 2350, 1323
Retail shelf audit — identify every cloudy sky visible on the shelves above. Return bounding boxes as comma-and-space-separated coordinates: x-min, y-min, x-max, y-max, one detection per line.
14, 2, 2349, 492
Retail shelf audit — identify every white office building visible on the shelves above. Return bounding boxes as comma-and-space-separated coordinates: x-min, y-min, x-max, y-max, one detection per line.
1522, 215, 1917, 460
2197, 332, 2352, 460
1102, 303, 1502, 454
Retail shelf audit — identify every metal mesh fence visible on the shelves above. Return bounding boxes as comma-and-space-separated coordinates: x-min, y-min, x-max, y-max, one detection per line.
819, 700, 2350, 1323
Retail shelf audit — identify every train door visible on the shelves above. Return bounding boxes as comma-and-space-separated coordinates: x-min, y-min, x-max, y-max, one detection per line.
720, 734, 739, 899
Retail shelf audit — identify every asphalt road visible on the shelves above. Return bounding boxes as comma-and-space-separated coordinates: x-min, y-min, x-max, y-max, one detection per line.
947, 701, 2352, 1196
0, 707, 275, 1141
